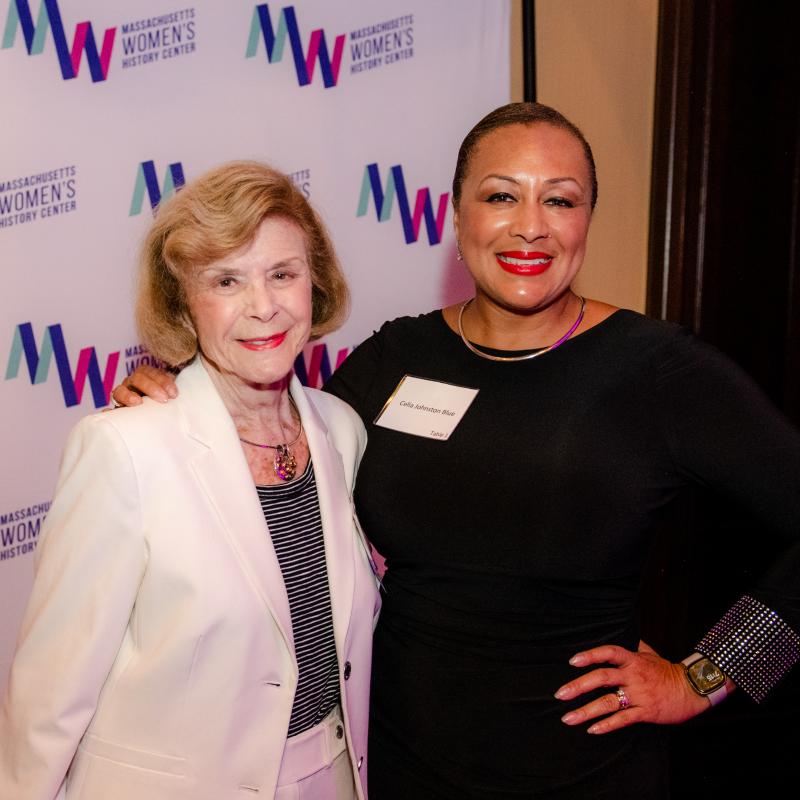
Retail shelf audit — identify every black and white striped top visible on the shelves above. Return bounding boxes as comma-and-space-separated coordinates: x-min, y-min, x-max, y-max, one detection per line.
256, 462, 340, 737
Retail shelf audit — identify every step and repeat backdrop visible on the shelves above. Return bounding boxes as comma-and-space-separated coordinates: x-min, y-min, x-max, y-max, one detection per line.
0, 0, 510, 689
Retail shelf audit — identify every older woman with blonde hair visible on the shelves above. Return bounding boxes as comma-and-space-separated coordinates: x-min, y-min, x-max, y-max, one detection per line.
0, 161, 380, 800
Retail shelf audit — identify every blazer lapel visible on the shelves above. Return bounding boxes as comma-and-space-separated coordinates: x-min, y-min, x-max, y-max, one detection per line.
290, 377, 356, 651
177, 359, 295, 657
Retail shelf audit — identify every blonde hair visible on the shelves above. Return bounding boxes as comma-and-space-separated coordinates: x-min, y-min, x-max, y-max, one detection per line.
136, 160, 349, 367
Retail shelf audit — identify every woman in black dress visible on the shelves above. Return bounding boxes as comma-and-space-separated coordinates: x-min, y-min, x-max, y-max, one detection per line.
115, 104, 800, 798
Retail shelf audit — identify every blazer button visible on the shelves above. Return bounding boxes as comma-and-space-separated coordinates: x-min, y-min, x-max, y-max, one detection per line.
343, 661, 352, 680
357, 756, 364, 770
335, 724, 344, 739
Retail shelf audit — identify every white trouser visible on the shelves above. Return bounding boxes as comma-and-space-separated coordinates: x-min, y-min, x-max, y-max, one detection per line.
275, 705, 357, 800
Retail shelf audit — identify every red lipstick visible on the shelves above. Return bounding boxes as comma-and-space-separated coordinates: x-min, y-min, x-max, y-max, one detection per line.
239, 333, 287, 350
496, 251, 553, 276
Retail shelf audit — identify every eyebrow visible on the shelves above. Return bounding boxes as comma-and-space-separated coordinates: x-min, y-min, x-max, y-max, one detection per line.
480, 174, 584, 188
196, 265, 244, 277
197, 257, 306, 275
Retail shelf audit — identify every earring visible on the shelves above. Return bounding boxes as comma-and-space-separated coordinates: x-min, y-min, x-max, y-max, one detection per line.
456, 241, 463, 261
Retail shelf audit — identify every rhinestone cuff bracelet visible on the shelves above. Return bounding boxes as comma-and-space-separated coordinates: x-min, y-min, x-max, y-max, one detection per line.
697, 594, 800, 703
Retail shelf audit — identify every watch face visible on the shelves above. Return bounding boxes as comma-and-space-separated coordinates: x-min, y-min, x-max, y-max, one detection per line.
687, 658, 726, 694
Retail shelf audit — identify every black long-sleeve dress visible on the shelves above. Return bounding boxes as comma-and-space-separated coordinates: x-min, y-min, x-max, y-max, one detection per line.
324, 309, 800, 799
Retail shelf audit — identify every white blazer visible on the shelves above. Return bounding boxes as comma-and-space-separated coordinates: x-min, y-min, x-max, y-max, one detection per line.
0, 358, 380, 800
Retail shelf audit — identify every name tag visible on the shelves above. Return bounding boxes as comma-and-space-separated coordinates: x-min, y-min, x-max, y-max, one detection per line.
374, 375, 479, 441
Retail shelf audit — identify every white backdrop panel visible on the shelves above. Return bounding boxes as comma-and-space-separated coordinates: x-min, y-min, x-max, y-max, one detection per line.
0, 0, 509, 689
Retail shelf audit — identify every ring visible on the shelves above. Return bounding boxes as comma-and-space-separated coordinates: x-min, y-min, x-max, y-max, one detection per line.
616, 687, 631, 709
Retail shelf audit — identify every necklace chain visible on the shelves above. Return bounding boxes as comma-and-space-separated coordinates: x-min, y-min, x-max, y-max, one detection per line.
457, 295, 586, 363
238, 398, 303, 481
238, 423, 303, 450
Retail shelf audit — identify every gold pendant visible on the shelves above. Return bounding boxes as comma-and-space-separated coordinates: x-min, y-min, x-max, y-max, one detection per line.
274, 444, 297, 481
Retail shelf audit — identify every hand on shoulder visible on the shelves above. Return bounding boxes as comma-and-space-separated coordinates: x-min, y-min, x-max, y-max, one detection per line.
111, 365, 179, 407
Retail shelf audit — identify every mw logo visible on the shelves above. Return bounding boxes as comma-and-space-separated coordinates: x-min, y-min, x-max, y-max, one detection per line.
246, 3, 344, 89
5, 322, 119, 408
357, 163, 449, 246
2, 0, 115, 82
294, 343, 350, 389
129, 160, 186, 216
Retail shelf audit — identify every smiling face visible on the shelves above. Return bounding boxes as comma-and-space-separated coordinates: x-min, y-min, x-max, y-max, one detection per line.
186, 216, 312, 390
453, 122, 593, 313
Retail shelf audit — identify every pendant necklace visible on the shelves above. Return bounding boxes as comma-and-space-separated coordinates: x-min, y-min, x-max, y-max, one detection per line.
238, 400, 303, 481
457, 295, 586, 363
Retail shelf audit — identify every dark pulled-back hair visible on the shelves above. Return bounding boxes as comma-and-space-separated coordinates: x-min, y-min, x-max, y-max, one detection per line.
452, 102, 598, 210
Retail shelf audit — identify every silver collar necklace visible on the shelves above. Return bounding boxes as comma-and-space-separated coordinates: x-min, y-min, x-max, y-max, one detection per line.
457, 295, 586, 363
